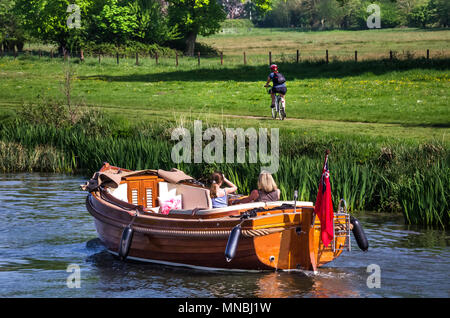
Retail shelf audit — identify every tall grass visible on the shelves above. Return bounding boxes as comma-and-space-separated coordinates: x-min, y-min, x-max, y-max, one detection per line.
0, 140, 74, 173
399, 163, 449, 227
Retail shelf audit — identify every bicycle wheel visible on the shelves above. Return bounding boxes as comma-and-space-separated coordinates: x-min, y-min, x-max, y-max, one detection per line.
280, 106, 286, 120
276, 97, 283, 120
271, 107, 277, 119
271, 102, 277, 119
279, 97, 286, 120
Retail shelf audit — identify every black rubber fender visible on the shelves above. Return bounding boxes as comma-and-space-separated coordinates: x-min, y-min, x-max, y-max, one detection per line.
225, 224, 241, 262
118, 225, 134, 260
350, 216, 369, 251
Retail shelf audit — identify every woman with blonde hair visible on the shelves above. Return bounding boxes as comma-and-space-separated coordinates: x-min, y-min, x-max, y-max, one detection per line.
210, 171, 238, 208
238, 171, 280, 204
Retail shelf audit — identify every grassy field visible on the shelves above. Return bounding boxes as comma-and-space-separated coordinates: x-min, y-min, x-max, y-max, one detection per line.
0, 28, 449, 226
200, 27, 450, 60
0, 53, 449, 142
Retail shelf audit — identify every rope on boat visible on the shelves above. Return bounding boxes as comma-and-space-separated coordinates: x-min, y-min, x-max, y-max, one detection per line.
131, 226, 285, 238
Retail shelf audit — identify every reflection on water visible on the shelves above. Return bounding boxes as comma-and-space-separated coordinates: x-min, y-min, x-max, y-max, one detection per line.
0, 173, 449, 298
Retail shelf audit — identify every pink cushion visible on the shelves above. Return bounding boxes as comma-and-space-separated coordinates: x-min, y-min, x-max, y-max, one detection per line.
158, 195, 182, 215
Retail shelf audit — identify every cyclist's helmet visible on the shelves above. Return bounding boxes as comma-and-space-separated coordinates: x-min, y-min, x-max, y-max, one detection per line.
270, 64, 278, 71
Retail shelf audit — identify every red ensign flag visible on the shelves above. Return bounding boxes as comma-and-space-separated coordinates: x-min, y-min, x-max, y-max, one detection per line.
314, 154, 334, 247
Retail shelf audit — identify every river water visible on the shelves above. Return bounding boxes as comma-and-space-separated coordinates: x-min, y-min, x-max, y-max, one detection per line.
0, 173, 448, 298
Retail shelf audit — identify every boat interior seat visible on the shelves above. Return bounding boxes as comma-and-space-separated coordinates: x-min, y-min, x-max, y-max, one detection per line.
107, 183, 128, 203
159, 182, 212, 210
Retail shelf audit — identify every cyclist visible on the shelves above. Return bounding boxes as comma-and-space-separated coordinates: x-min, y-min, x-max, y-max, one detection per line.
264, 64, 287, 110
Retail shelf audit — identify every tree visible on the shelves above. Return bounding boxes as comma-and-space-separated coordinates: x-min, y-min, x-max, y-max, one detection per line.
168, 0, 226, 56
128, 0, 179, 44
14, 0, 93, 52
89, 0, 139, 46
0, 0, 27, 51
428, 0, 450, 27
407, 3, 434, 27
219, 0, 245, 19
168, 0, 274, 56
316, 0, 344, 28
337, 0, 366, 29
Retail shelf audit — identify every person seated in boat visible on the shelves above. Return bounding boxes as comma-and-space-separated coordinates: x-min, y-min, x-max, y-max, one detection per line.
237, 171, 280, 204
210, 172, 238, 208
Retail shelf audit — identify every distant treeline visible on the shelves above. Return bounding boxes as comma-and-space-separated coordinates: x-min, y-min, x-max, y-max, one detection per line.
223, 0, 449, 30
1, 1, 448, 58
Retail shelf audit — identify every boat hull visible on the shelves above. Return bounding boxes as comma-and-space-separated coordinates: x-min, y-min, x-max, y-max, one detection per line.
86, 190, 346, 271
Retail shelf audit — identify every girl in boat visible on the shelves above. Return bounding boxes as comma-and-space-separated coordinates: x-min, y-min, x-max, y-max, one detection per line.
238, 171, 280, 204
210, 172, 238, 208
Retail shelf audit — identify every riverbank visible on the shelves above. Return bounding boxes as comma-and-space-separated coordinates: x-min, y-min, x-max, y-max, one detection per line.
0, 112, 448, 227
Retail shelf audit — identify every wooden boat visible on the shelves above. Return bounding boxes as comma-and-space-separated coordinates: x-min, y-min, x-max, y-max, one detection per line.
83, 162, 354, 272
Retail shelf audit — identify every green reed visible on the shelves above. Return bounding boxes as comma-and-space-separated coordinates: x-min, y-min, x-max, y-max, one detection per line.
399, 163, 449, 227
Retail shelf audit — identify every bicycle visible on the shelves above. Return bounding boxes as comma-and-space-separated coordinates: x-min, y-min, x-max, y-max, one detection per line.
266, 86, 286, 120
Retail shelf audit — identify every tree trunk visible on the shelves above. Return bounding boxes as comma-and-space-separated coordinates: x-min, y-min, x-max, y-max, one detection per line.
184, 31, 197, 57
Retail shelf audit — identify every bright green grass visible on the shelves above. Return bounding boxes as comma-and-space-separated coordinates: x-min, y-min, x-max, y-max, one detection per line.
0, 54, 449, 144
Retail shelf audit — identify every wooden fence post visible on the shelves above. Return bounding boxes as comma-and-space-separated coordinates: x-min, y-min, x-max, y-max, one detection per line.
355, 50, 358, 62
135, 52, 139, 65
390, 50, 393, 60
243, 51, 246, 65
269, 51, 272, 65
155, 52, 158, 65
98, 53, 101, 64
14, 47, 17, 59
197, 51, 200, 66
296, 49, 299, 63
80, 49, 84, 62
50, 50, 53, 59
116, 52, 119, 64
426, 49, 430, 60
326, 50, 329, 64
220, 51, 223, 65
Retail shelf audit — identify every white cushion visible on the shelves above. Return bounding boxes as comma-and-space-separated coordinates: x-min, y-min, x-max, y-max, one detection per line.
108, 183, 128, 203
158, 182, 177, 199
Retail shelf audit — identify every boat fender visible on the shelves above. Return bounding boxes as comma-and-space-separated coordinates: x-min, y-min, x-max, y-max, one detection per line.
225, 224, 241, 262
350, 216, 369, 251
118, 225, 134, 260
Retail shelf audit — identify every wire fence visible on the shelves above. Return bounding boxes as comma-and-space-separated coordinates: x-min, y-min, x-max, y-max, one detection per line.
1, 47, 448, 67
